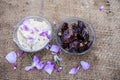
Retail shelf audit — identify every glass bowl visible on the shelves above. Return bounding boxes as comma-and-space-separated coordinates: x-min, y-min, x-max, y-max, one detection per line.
13, 16, 52, 53
55, 17, 96, 55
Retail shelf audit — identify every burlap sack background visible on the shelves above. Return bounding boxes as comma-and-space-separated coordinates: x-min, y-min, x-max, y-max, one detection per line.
0, 0, 120, 80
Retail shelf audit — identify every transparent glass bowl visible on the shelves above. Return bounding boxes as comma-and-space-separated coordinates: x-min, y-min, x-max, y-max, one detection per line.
55, 17, 96, 55
13, 16, 52, 53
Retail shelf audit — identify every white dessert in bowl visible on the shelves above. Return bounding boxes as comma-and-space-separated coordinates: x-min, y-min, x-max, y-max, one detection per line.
13, 16, 52, 52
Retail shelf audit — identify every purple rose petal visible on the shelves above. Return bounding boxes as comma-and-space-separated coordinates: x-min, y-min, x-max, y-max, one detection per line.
99, 6, 104, 11
46, 30, 51, 39
6, 51, 17, 64
23, 19, 30, 26
17, 51, 24, 58
52, 52, 57, 55
39, 31, 51, 39
13, 63, 17, 70
57, 50, 61, 55
35, 61, 44, 70
21, 25, 29, 31
80, 61, 90, 70
57, 66, 62, 72
25, 56, 44, 71
46, 34, 51, 39
50, 45, 60, 53
25, 66, 33, 71
27, 37, 34, 43
32, 56, 44, 70
69, 66, 80, 74
33, 56, 40, 63
39, 31, 47, 36
30, 29, 34, 34
58, 57, 62, 62
53, 21, 56, 26
44, 61, 55, 75
45, 43, 51, 50
34, 27, 39, 32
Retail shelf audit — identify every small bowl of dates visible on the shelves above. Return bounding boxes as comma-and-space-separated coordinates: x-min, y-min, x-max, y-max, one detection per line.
55, 17, 96, 55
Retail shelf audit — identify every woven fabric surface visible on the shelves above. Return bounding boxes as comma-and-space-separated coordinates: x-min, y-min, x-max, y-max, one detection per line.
0, 0, 120, 80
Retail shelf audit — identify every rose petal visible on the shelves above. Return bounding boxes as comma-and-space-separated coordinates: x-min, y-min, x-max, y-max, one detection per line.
57, 67, 62, 72
80, 61, 90, 70
46, 34, 51, 39
6, 51, 17, 64
30, 29, 34, 34
25, 56, 44, 71
52, 52, 57, 55
47, 30, 51, 36
13, 63, 17, 70
34, 27, 39, 32
69, 66, 80, 74
17, 51, 24, 58
35, 61, 44, 70
27, 37, 34, 43
39, 32, 47, 36
99, 6, 104, 11
25, 66, 33, 71
50, 45, 60, 53
53, 21, 56, 25
33, 56, 40, 64
23, 19, 30, 26
39, 31, 51, 39
46, 31, 51, 39
45, 43, 51, 50
58, 57, 62, 62
44, 61, 55, 75
21, 25, 29, 31
57, 50, 61, 55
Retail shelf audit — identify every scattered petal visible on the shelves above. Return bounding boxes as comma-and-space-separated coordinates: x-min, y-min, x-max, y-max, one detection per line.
45, 43, 51, 50
25, 66, 33, 71
35, 61, 44, 70
80, 61, 90, 70
13, 63, 17, 70
27, 37, 34, 43
17, 51, 24, 58
57, 50, 61, 55
69, 66, 80, 74
33, 56, 40, 64
99, 6, 104, 11
58, 57, 62, 62
25, 55, 44, 71
50, 45, 60, 53
52, 52, 57, 55
53, 21, 56, 25
57, 66, 62, 72
6, 51, 17, 64
44, 61, 55, 75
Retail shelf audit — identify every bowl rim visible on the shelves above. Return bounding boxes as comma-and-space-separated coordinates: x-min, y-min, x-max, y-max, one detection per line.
13, 16, 53, 53
55, 17, 96, 55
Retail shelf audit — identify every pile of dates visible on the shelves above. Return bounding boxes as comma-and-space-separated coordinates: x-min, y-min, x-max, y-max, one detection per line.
58, 20, 93, 53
